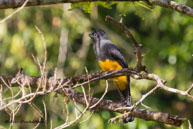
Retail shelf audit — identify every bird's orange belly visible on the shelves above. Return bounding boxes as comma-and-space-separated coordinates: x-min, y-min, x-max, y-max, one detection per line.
98, 59, 127, 91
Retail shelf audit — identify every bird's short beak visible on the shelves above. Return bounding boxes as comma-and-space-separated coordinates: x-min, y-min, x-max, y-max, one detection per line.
89, 33, 93, 38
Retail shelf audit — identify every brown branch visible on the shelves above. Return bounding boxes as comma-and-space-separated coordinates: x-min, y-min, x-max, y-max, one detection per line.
0, 0, 136, 9
59, 88, 186, 126
0, 68, 148, 91
0, 68, 190, 126
186, 84, 193, 94
1, 68, 193, 101
34, 25, 47, 92
105, 15, 145, 72
149, 0, 193, 17
0, 0, 193, 18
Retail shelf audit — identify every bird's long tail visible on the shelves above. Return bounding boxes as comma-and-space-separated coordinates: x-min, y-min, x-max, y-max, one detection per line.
119, 76, 134, 123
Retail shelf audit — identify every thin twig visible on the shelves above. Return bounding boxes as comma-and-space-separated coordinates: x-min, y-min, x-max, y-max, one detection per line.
141, 103, 151, 109
90, 80, 109, 109
85, 67, 92, 105
64, 88, 186, 126
81, 86, 89, 107
109, 111, 131, 123
188, 120, 192, 129
0, 80, 69, 111
0, 0, 29, 24
35, 25, 47, 91
112, 86, 160, 122
0, 77, 14, 100
0, 85, 3, 106
55, 87, 90, 129
115, 85, 159, 111
43, 100, 48, 129
186, 84, 193, 94
79, 111, 94, 124
50, 119, 53, 129
29, 102, 43, 118
64, 101, 69, 123
3, 89, 21, 101
33, 117, 42, 129
34, 25, 47, 74
134, 85, 160, 107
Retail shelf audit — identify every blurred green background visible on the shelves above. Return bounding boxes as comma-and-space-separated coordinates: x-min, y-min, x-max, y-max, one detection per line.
0, 0, 193, 128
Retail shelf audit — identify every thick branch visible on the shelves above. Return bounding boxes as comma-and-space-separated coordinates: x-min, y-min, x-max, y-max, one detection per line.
0, 69, 189, 126
59, 88, 186, 126
0, 75, 186, 126
0, 0, 138, 9
0, 68, 151, 89
1, 68, 193, 102
149, 0, 193, 17
0, 0, 193, 18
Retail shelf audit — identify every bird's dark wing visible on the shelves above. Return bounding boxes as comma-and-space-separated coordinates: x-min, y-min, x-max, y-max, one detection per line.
104, 44, 128, 68
104, 44, 133, 122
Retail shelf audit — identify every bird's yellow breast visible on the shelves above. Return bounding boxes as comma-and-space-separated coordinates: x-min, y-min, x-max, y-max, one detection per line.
98, 59, 127, 91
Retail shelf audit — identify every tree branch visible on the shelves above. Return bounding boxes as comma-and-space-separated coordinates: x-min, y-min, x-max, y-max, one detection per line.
1, 68, 193, 101
59, 88, 186, 126
149, 0, 193, 17
0, 0, 193, 18
105, 15, 145, 72
0, 68, 190, 126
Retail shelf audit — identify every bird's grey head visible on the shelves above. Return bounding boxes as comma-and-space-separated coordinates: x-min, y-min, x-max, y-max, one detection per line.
89, 29, 108, 43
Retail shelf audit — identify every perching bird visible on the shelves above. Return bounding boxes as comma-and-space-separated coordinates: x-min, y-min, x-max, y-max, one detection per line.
89, 29, 134, 123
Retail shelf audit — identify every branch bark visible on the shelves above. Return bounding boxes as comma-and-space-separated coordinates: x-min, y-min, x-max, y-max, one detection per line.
106, 15, 145, 72
1, 68, 193, 101
59, 88, 186, 126
0, 0, 193, 18
0, 68, 189, 126
149, 0, 193, 17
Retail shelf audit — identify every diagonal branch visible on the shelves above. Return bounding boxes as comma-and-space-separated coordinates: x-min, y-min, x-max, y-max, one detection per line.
0, 0, 29, 24
105, 15, 145, 72
149, 0, 193, 17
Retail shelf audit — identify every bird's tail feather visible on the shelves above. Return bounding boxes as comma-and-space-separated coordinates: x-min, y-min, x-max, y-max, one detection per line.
123, 76, 134, 123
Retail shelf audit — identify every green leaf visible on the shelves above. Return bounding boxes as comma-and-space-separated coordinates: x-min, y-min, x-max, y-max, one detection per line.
83, 2, 94, 13
96, 2, 116, 9
70, 2, 94, 13
135, 1, 154, 12
70, 2, 116, 13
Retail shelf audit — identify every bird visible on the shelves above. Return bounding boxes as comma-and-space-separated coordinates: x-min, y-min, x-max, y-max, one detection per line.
89, 29, 134, 123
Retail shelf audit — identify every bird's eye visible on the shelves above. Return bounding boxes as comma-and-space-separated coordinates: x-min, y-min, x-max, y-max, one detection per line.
94, 33, 97, 37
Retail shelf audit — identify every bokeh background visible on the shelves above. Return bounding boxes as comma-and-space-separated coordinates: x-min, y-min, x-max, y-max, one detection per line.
0, 1, 193, 128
